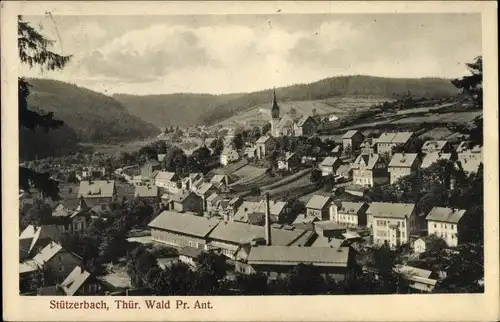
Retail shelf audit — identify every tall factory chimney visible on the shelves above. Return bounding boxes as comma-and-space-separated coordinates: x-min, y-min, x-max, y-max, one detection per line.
264, 192, 272, 246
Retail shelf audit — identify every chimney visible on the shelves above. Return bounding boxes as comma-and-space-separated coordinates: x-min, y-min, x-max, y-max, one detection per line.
264, 193, 272, 246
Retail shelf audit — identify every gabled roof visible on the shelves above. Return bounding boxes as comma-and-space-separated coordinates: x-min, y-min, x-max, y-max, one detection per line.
311, 237, 345, 248
171, 191, 198, 204
296, 115, 317, 127
78, 180, 115, 198
421, 152, 452, 168
197, 182, 216, 195
391, 132, 414, 144
208, 221, 263, 245
154, 171, 178, 182
394, 264, 435, 281
314, 220, 346, 231
247, 246, 350, 267
352, 154, 382, 170
206, 192, 221, 204
342, 130, 361, 139
421, 140, 449, 152
33, 241, 81, 266
211, 174, 230, 185
270, 201, 288, 216
134, 185, 159, 198
148, 211, 220, 238
20, 224, 61, 256
320, 157, 340, 167
367, 202, 415, 219
60, 266, 92, 296
228, 196, 243, 207
336, 164, 352, 174
456, 157, 482, 174
306, 195, 331, 210
275, 115, 295, 131
425, 207, 466, 224
388, 153, 419, 168
178, 246, 203, 259
334, 201, 367, 214
331, 145, 342, 153
376, 132, 397, 143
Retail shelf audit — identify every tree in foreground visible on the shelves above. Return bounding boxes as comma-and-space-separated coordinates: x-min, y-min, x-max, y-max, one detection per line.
18, 15, 72, 200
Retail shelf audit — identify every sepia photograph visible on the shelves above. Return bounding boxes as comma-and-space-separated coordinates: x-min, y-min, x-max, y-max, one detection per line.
2, 1, 498, 321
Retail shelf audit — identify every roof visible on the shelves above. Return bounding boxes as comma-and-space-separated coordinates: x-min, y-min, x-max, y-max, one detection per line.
20, 259, 39, 274
19, 224, 61, 256
394, 265, 436, 285
392, 132, 414, 144
292, 214, 319, 225
155, 171, 177, 182
211, 174, 230, 185
233, 201, 260, 222
367, 202, 416, 219
342, 130, 361, 139
171, 191, 198, 204
206, 192, 221, 204
376, 132, 397, 143
456, 157, 482, 174
78, 180, 115, 198
311, 237, 344, 248
320, 157, 340, 167
228, 196, 242, 207
388, 153, 419, 168
331, 145, 342, 153
342, 231, 361, 239
197, 183, 216, 195
247, 246, 350, 267
352, 154, 381, 170
296, 115, 317, 127
314, 220, 346, 231
270, 201, 288, 216
157, 154, 167, 162
134, 185, 159, 198
33, 242, 77, 266
275, 115, 295, 131
178, 246, 203, 259
208, 221, 263, 245
256, 135, 272, 144
221, 148, 239, 157
421, 152, 452, 168
336, 164, 351, 174
306, 195, 331, 210
60, 266, 92, 296
421, 140, 449, 152
148, 211, 221, 238
425, 207, 466, 224
334, 201, 367, 214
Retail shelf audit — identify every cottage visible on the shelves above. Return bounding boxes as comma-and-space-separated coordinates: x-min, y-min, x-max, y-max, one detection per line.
376, 132, 414, 156
394, 265, 438, 293
51, 196, 91, 235
421, 152, 452, 169
388, 153, 420, 184
278, 152, 301, 171
19, 225, 62, 260
178, 246, 203, 267
56, 266, 103, 296
154, 171, 181, 194
421, 140, 453, 154
197, 182, 219, 211
335, 164, 352, 181
170, 191, 204, 214
255, 135, 276, 159
413, 234, 448, 254
329, 201, 369, 227
306, 195, 333, 220
134, 185, 159, 202
351, 154, 387, 187
32, 242, 83, 283
294, 115, 318, 137
77, 179, 116, 203
220, 148, 240, 166
425, 207, 467, 247
319, 157, 343, 176
206, 193, 223, 214
181, 173, 204, 191
456, 145, 483, 173
367, 202, 417, 248
148, 211, 221, 249
342, 130, 365, 154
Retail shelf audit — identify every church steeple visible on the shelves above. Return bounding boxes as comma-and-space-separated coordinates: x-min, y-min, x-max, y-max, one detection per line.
75, 195, 89, 212
271, 87, 280, 120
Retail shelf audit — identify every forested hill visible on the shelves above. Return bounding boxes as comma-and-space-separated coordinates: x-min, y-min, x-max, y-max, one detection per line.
20, 78, 159, 160
114, 75, 460, 127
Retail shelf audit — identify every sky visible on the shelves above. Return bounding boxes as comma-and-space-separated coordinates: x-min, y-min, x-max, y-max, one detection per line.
20, 14, 482, 95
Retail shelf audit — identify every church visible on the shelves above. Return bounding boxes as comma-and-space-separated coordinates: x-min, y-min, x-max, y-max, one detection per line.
269, 89, 319, 137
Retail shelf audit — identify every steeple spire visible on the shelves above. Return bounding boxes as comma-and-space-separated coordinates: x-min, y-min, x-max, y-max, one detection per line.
271, 87, 280, 119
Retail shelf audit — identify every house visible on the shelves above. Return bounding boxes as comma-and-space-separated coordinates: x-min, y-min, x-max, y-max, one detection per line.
421, 140, 453, 154
178, 246, 203, 267
294, 115, 318, 137
51, 196, 91, 235
388, 153, 420, 184
351, 154, 388, 187
77, 179, 116, 203
220, 148, 240, 166
255, 135, 276, 159
134, 184, 159, 202
206, 193, 223, 214
244, 145, 258, 159
456, 144, 483, 173
319, 157, 343, 176
413, 234, 448, 254
278, 152, 301, 171
367, 202, 417, 248
140, 159, 162, 181
376, 132, 415, 156
329, 201, 369, 227
342, 130, 365, 154
32, 242, 83, 283
421, 152, 452, 169
169, 191, 204, 214
305, 195, 333, 220
425, 207, 467, 247
243, 246, 353, 280
313, 220, 347, 240
55, 266, 103, 296
154, 171, 181, 194
233, 201, 263, 224
292, 214, 319, 231
181, 173, 204, 191
360, 138, 377, 155
394, 265, 438, 293
224, 196, 244, 220
210, 174, 232, 187
335, 164, 352, 181
19, 224, 62, 260
81, 166, 106, 180
148, 211, 221, 249
197, 182, 219, 211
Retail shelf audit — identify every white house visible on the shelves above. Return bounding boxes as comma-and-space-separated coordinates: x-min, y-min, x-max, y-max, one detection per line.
220, 148, 240, 166
425, 207, 467, 247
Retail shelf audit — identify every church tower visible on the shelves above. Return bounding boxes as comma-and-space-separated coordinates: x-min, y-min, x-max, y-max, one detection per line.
270, 88, 280, 136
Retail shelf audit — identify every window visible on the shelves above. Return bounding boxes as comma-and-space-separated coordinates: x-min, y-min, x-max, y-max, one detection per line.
445, 224, 448, 229
58, 256, 63, 262
434, 223, 437, 228
58, 267, 64, 272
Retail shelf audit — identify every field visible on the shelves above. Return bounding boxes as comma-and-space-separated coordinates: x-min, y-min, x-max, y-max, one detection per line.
219, 97, 385, 126
231, 165, 268, 184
